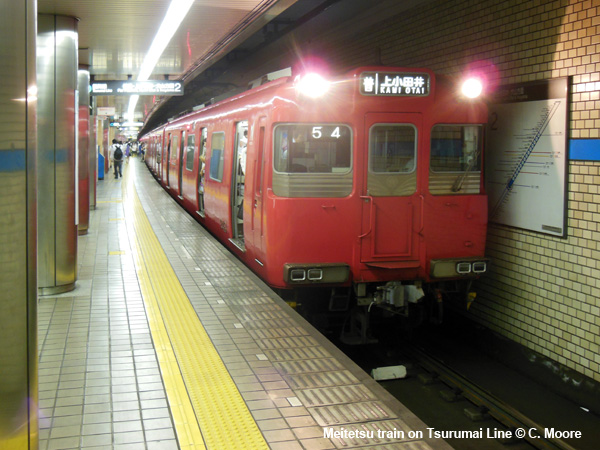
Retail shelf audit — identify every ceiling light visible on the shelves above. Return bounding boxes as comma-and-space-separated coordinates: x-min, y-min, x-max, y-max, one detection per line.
127, 0, 195, 122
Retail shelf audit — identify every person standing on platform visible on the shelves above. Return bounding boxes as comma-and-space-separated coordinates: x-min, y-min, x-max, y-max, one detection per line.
125, 141, 131, 163
108, 141, 114, 169
112, 140, 123, 178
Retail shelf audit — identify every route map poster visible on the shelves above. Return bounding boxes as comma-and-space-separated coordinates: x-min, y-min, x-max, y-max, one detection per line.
486, 78, 568, 237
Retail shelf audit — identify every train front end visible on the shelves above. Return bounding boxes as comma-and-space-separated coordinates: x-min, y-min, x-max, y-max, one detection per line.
352, 68, 489, 324
266, 66, 489, 331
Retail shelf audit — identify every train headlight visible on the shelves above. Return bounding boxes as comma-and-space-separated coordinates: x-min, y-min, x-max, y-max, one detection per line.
295, 73, 330, 98
461, 77, 483, 99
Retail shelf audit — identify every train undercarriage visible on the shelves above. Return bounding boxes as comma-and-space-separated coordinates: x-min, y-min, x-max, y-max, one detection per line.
279, 278, 480, 345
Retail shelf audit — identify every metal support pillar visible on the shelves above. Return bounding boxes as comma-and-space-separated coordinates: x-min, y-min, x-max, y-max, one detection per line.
37, 14, 78, 295
0, 0, 38, 448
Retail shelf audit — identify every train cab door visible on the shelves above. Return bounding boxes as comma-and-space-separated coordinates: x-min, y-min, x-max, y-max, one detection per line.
251, 117, 267, 259
360, 113, 422, 268
230, 120, 248, 251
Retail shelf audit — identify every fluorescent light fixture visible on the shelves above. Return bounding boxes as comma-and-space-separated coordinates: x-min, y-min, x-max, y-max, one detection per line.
127, 0, 195, 122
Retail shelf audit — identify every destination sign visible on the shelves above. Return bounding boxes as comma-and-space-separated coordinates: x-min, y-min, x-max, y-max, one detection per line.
360, 72, 430, 97
91, 80, 184, 96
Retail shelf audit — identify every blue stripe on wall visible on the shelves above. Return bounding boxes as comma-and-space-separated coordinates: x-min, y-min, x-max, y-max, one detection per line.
0, 150, 25, 171
570, 139, 600, 161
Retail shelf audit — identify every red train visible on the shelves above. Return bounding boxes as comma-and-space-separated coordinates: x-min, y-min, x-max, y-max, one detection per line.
140, 65, 489, 333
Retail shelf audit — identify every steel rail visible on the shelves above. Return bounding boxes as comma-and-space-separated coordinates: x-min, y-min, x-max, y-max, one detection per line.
406, 345, 578, 450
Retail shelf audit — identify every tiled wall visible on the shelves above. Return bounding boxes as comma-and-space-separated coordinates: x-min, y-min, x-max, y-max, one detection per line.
324, 0, 600, 381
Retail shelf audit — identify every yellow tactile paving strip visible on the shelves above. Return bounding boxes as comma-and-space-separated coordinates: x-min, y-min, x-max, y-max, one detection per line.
121, 173, 269, 450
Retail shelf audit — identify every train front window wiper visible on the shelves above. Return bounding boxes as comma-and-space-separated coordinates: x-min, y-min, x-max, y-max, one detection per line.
451, 146, 482, 192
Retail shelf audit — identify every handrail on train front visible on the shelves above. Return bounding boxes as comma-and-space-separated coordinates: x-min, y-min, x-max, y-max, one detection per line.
358, 195, 374, 239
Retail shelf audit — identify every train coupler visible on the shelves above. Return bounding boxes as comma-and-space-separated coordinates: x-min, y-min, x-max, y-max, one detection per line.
374, 282, 424, 313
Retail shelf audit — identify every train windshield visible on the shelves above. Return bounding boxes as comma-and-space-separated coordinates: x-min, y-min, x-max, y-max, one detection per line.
274, 124, 351, 174
272, 124, 353, 197
429, 125, 483, 195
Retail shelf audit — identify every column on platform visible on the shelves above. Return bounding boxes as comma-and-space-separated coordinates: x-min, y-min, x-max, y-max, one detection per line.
37, 14, 78, 294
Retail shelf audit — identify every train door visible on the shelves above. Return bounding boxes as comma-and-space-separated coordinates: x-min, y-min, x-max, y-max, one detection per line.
251, 117, 267, 257
196, 127, 207, 217
230, 121, 248, 250
178, 130, 186, 198
360, 113, 422, 267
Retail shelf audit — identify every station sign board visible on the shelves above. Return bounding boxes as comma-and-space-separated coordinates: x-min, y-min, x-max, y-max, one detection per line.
360, 72, 430, 97
91, 80, 184, 96
96, 106, 115, 116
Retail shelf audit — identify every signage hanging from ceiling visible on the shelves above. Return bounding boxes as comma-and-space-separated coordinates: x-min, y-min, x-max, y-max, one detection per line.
96, 106, 116, 116
91, 80, 184, 96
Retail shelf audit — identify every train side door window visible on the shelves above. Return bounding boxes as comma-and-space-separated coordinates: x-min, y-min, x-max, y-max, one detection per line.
256, 126, 265, 197
429, 125, 483, 195
170, 134, 179, 163
197, 128, 207, 215
367, 124, 417, 196
157, 141, 162, 172
209, 132, 225, 182
165, 135, 172, 183
252, 119, 267, 252
170, 134, 179, 187
185, 132, 195, 171
178, 131, 186, 195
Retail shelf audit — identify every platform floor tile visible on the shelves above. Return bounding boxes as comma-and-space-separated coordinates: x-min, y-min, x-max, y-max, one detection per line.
37, 159, 448, 450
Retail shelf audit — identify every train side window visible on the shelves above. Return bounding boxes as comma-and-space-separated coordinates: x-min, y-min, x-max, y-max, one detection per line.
369, 124, 416, 174
209, 132, 225, 182
429, 124, 483, 195
185, 133, 195, 171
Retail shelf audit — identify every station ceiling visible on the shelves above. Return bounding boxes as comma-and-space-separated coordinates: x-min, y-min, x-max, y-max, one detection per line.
37, 0, 427, 134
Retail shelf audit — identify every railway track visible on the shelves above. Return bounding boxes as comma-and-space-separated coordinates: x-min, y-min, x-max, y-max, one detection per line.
406, 344, 579, 450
